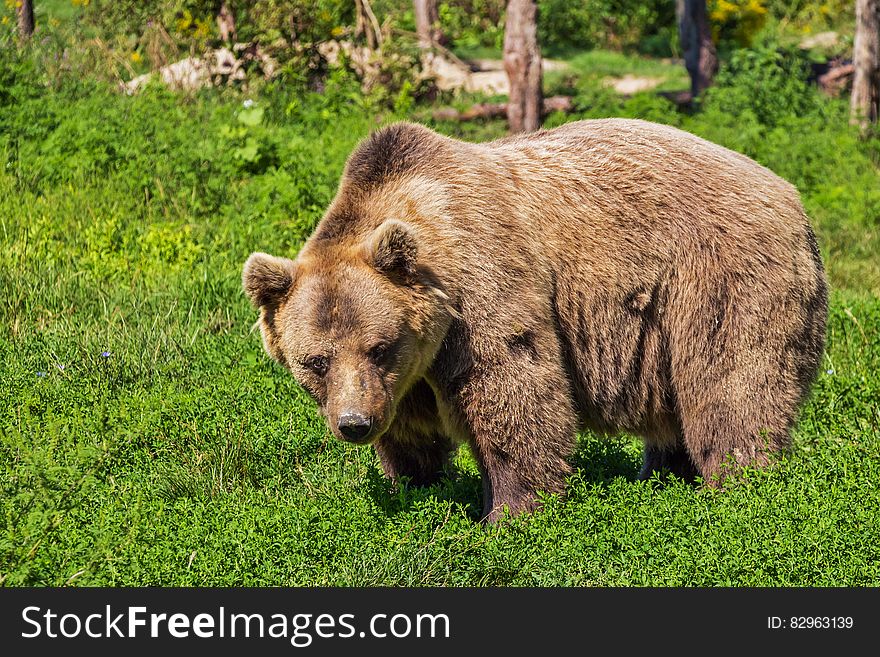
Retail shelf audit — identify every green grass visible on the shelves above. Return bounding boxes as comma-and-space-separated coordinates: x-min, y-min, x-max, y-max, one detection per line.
561, 49, 689, 86
37, 0, 83, 23
541, 49, 690, 98
2, 285, 878, 585
1, 47, 879, 586
448, 47, 690, 97
450, 45, 504, 62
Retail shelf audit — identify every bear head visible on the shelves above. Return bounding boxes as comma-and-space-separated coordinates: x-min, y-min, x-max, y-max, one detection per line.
242, 219, 455, 445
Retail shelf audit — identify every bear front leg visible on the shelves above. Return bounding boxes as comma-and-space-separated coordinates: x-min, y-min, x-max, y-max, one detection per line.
372, 379, 455, 488
373, 431, 456, 488
458, 356, 578, 523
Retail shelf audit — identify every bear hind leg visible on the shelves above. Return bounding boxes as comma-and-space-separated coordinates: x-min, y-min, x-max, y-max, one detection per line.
676, 383, 794, 486
668, 276, 811, 486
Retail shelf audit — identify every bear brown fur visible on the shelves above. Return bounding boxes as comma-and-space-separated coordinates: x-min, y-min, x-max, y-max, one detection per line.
242, 119, 828, 523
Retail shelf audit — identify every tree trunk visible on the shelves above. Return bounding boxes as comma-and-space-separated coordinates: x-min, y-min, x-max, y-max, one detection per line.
851, 0, 880, 131
414, 0, 443, 47
503, 0, 542, 133
355, 0, 382, 51
216, 2, 236, 44
676, 0, 717, 98
17, 0, 35, 41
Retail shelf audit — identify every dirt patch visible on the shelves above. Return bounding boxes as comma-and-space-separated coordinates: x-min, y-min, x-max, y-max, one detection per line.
426, 56, 568, 95
602, 74, 664, 95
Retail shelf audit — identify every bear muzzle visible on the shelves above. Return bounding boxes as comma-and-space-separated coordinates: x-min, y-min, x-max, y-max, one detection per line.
337, 412, 374, 444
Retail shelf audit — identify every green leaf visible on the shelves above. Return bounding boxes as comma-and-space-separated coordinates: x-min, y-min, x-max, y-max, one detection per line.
235, 137, 259, 162
237, 107, 264, 127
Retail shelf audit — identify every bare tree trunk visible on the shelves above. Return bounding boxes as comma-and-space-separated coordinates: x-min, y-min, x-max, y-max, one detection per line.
503, 0, 542, 133
17, 0, 35, 41
216, 2, 236, 44
355, 0, 382, 50
676, 0, 717, 98
851, 0, 880, 132
414, 0, 443, 47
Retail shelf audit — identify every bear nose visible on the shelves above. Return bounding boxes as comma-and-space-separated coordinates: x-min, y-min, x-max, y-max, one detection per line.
338, 413, 373, 443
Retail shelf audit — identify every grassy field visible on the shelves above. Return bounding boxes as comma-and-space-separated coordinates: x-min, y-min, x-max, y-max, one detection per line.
1, 44, 879, 586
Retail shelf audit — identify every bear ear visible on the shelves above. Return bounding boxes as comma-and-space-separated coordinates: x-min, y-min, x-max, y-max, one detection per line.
368, 219, 418, 281
242, 252, 297, 308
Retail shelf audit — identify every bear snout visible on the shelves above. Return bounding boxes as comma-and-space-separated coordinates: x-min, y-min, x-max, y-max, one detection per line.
337, 412, 374, 444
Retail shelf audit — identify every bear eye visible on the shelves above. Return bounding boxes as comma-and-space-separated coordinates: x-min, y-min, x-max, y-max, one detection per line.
367, 342, 390, 364
303, 355, 329, 376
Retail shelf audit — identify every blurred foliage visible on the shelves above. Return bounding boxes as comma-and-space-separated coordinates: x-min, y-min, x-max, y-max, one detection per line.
425, 1, 677, 56
763, 0, 854, 32
710, 0, 769, 47
536, 0, 676, 56
77, 1, 354, 49
702, 44, 821, 125
72, 1, 355, 87
0, 0, 860, 96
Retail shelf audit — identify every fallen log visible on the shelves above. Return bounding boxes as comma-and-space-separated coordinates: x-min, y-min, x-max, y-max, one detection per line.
433, 95, 573, 122
817, 62, 854, 97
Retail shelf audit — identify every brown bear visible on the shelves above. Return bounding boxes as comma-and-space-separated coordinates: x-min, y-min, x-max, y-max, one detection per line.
242, 119, 828, 523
